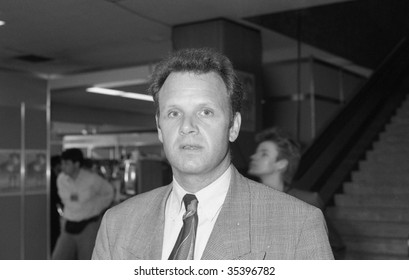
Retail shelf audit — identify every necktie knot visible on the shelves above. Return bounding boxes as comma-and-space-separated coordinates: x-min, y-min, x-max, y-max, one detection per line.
183, 194, 198, 219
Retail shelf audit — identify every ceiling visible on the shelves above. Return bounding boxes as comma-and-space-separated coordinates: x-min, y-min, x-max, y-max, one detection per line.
0, 0, 350, 76
2, 0, 406, 133
246, 0, 409, 70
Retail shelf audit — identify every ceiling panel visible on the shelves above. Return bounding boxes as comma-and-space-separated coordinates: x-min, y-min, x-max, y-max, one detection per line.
52, 83, 154, 114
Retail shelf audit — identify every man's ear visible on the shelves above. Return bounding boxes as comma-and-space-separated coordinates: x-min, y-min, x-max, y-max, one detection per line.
276, 159, 288, 172
155, 114, 163, 143
229, 112, 241, 142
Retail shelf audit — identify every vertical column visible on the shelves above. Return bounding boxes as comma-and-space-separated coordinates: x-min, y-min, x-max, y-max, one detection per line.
172, 19, 263, 172
0, 70, 48, 259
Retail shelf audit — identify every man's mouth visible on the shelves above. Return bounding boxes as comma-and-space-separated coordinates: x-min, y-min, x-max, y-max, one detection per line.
181, 145, 201, 150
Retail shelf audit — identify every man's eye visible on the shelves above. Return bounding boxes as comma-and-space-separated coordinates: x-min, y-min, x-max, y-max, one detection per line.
199, 109, 214, 117
168, 111, 180, 118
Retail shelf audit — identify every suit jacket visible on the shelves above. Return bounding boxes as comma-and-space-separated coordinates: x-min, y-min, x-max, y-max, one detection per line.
287, 188, 325, 210
92, 166, 333, 260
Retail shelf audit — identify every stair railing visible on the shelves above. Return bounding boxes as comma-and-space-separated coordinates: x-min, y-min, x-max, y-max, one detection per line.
292, 35, 409, 204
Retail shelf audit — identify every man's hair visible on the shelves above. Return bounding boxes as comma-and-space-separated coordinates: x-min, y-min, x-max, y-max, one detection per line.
51, 155, 61, 168
61, 148, 84, 166
255, 127, 301, 186
148, 48, 243, 123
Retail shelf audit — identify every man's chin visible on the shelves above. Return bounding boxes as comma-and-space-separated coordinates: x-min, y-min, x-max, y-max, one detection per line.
171, 160, 209, 174
176, 165, 205, 175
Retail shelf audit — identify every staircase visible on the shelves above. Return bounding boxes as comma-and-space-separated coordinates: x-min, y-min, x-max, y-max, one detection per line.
327, 95, 409, 260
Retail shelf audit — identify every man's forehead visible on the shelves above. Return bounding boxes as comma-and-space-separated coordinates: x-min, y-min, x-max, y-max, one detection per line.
159, 72, 228, 97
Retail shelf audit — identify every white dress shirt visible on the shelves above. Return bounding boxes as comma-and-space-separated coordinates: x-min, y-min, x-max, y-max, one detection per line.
57, 169, 114, 221
161, 165, 231, 260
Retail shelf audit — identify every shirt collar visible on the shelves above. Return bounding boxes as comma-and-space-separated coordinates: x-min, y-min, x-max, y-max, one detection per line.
170, 165, 232, 220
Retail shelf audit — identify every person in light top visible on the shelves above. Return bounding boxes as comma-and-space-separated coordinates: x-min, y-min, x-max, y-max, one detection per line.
52, 148, 113, 260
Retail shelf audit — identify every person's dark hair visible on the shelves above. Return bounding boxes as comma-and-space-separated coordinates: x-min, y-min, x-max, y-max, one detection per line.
61, 148, 84, 166
148, 48, 243, 124
51, 155, 61, 168
255, 127, 301, 186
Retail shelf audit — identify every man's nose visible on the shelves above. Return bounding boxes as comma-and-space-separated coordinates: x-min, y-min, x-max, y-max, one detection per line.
179, 115, 198, 135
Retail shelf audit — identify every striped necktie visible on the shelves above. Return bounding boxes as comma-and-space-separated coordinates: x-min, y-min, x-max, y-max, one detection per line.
168, 194, 198, 260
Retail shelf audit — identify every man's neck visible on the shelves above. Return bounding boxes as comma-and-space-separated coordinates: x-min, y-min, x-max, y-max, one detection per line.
173, 164, 231, 193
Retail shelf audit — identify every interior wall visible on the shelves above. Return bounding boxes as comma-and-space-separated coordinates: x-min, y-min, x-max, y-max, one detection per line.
262, 58, 366, 148
0, 69, 48, 259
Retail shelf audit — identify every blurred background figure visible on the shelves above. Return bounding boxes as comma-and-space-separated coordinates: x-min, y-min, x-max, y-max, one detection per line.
26, 152, 47, 188
52, 148, 114, 260
248, 127, 345, 259
248, 127, 323, 208
50, 155, 62, 253
2, 152, 20, 188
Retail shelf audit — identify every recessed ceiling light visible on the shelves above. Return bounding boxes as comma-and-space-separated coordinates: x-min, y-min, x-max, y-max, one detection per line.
86, 87, 153, 102
0, 20, 5, 26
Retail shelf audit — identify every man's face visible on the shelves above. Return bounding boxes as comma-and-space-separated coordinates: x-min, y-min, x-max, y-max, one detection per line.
61, 159, 79, 178
156, 72, 241, 181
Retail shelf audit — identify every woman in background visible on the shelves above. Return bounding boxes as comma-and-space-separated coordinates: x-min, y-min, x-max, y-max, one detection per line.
248, 127, 324, 209
248, 127, 345, 259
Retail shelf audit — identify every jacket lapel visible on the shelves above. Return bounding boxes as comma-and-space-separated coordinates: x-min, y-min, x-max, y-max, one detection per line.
126, 185, 172, 259
201, 167, 253, 260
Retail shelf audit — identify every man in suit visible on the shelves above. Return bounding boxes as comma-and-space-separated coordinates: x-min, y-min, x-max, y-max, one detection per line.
92, 48, 333, 260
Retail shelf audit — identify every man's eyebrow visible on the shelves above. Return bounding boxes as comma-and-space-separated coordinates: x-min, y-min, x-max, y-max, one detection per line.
161, 104, 180, 110
164, 101, 219, 108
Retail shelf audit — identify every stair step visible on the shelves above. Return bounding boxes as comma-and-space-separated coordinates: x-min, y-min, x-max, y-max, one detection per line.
345, 251, 409, 260
392, 110, 409, 119
332, 220, 409, 238
379, 131, 409, 140
357, 164, 409, 175
351, 172, 409, 185
342, 236, 409, 255
367, 148, 409, 157
359, 158, 409, 169
366, 151, 409, 160
326, 206, 409, 222
370, 143, 409, 154
343, 182, 409, 194
381, 121, 409, 130
394, 106, 409, 115
334, 194, 409, 208
365, 152, 409, 164
374, 141, 409, 148
389, 118, 409, 126
379, 130, 409, 139
390, 117, 409, 125
383, 122, 409, 132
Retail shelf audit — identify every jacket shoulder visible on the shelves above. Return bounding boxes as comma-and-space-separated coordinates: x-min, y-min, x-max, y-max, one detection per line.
243, 175, 319, 214
106, 184, 170, 218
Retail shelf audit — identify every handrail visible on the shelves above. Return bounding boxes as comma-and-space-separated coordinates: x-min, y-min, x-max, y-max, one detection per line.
292, 35, 409, 203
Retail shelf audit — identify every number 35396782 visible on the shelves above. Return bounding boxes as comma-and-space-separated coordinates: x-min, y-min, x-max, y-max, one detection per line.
227, 266, 275, 276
